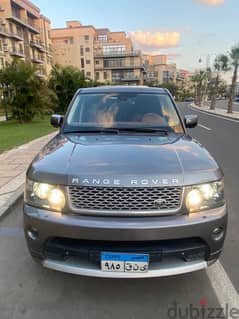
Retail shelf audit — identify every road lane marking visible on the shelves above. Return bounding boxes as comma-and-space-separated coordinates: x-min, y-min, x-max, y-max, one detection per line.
189, 105, 239, 124
207, 261, 239, 310
198, 124, 212, 131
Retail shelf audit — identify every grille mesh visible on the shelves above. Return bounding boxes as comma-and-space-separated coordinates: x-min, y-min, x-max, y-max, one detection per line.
68, 186, 182, 212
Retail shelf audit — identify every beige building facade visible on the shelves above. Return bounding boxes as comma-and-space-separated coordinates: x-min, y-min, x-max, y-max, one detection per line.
0, 0, 52, 75
50, 21, 144, 85
50, 21, 95, 79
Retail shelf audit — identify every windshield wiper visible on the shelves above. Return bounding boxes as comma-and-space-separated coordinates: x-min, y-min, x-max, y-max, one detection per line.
114, 127, 169, 134
64, 127, 169, 135
64, 128, 120, 134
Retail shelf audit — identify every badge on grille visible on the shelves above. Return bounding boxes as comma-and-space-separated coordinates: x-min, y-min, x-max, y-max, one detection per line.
154, 198, 167, 208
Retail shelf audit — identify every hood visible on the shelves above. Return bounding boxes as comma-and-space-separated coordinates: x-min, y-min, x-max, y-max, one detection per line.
28, 133, 222, 186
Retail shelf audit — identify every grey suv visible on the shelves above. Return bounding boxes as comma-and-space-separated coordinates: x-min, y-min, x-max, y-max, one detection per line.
24, 86, 227, 278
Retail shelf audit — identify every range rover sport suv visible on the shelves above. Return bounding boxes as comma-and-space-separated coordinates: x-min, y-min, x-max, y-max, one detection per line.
24, 86, 227, 278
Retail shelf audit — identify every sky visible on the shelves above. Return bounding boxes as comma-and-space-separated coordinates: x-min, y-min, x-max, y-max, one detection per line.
33, 0, 239, 72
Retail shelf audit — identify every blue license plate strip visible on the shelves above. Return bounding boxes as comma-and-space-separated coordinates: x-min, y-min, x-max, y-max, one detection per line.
101, 252, 149, 273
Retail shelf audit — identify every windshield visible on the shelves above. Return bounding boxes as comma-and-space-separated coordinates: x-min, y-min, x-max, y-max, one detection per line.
64, 93, 184, 133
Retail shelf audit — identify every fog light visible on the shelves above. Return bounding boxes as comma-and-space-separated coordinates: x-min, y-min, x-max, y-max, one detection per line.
27, 227, 39, 240
212, 227, 224, 241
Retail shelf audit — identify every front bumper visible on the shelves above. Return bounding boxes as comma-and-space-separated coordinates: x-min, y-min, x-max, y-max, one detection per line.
23, 204, 227, 278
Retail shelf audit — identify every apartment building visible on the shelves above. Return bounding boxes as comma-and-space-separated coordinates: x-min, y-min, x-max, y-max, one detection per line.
94, 29, 144, 85
0, 0, 52, 75
50, 21, 144, 85
50, 21, 95, 79
142, 54, 167, 66
176, 69, 193, 89
143, 54, 177, 85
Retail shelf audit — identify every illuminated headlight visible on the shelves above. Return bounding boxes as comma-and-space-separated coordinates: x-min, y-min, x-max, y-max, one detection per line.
185, 180, 224, 213
25, 179, 66, 212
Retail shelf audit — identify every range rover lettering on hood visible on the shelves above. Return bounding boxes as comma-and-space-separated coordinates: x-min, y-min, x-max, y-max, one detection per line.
69, 176, 183, 187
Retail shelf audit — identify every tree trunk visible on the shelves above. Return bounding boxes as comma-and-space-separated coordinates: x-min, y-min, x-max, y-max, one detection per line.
194, 85, 198, 105
198, 83, 203, 107
210, 74, 219, 110
228, 64, 238, 113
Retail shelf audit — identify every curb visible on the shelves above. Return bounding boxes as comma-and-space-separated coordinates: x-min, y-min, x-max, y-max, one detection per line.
190, 103, 239, 122
0, 132, 57, 221
0, 184, 24, 220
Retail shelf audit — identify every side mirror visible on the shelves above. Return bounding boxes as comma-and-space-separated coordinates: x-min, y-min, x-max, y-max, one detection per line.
51, 114, 64, 128
184, 114, 198, 128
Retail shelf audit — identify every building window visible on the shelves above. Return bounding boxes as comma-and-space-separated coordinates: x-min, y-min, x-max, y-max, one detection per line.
85, 47, 90, 52
64, 39, 68, 44
86, 60, 91, 64
69, 37, 74, 44
16, 26, 22, 37
84, 35, 89, 41
96, 72, 100, 80
104, 58, 126, 68
81, 58, 85, 68
9, 23, 13, 33
104, 72, 107, 80
103, 45, 126, 53
80, 46, 84, 56
95, 60, 99, 65
97, 35, 108, 41
0, 40, 3, 52
86, 71, 91, 77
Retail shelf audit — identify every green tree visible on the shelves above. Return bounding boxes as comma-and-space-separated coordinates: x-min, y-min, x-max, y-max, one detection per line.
152, 82, 179, 98
191, 71, 207, 106
0, 60, 54, 122
49, 64, 86, 113
227, 44, 239, 113
210, 55, 229, 110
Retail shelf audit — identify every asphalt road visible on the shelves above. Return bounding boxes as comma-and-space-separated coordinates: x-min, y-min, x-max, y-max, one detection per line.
179, 102, 239, 289
0, 104, 239, 318
0, 200, 225, 319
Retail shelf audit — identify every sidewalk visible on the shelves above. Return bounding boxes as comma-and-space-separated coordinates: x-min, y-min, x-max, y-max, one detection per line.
0, 132, 56, 218
191, 103, 239, 121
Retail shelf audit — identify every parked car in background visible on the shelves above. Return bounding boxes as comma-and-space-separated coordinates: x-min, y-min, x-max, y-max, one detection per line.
184, 97, 194, 102
234, 96, 239, 102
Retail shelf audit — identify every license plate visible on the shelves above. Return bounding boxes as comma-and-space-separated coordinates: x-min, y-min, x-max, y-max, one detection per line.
101, 252, 149, 273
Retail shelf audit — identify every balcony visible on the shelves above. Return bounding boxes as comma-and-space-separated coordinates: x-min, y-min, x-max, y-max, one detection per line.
9, 32, 24, 41
101, 64, 143, 70
31, 57, 44, 64
8, 15, 40, 34
0, 27, 8, 37
10, 49, 25, 58
120, 75, 140, 82
30, 41, 45, 52
94, 50, 141, 58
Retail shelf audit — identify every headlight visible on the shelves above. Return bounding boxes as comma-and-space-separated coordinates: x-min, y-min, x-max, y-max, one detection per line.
25, 179, 66, 212
185, 180, 224, 213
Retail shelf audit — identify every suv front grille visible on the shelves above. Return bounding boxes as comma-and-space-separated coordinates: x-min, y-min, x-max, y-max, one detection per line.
68, 186, 183, 214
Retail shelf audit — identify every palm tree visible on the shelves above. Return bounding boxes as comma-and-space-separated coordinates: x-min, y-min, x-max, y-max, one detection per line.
49, 64, 86, 113
192, 71, 207, 106
0, 60, 54, 122
210, 54, 229, 110
227, 44, 239, 113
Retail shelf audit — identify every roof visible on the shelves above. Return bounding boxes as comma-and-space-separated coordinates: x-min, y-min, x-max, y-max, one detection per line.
79, 86, 168, 94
